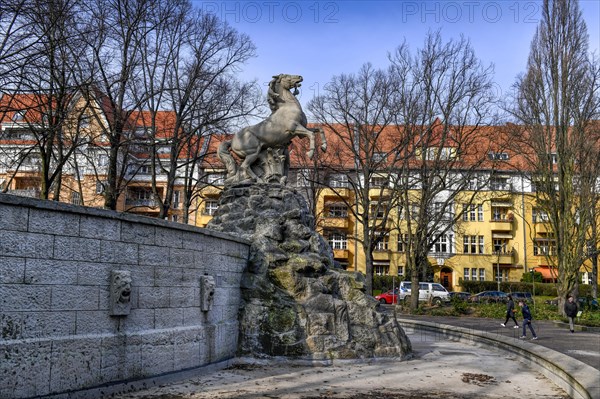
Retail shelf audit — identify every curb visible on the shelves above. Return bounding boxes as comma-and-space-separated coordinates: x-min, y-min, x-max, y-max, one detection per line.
397, 318, 600, 399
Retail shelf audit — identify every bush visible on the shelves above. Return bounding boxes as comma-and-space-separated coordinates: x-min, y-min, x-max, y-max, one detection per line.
373, 275, 405, 292
459, 279, 557, 296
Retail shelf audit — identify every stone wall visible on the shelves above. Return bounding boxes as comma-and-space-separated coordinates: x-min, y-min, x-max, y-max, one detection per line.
0, 194, 249, 399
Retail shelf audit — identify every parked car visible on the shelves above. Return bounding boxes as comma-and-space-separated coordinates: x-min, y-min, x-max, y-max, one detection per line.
510, 292, 533, 303
448, 291, 471, 301
469, 291, 508, 303
375, 290, 400, 304
398, 281, 450, 305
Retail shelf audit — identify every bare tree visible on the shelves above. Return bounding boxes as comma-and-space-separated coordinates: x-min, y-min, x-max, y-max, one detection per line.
389, 31, 500, 310
309, 63, 408, 296
137, 3, 259, 220
509, 0, 600, 312
0, 0, 91, 200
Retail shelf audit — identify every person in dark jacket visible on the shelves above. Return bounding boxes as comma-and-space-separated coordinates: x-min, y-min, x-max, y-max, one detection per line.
519, 300, 538, 340
564, 295, 578, 333
501, 294, 519, 328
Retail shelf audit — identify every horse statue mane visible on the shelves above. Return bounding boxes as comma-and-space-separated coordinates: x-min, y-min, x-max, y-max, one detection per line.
218, 74, 326, 185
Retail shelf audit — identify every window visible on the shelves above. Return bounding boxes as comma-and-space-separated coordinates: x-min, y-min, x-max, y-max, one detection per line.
372, 152, 387, 163
96, 181, 106, 194
397, 266, 404, 276
139, 165, 152, 175
326, 204, 347, 218
12, 110, 25, 122
463, 235, 483, 254
479, 268, 485, 281
172, 191, 180, 209
370, 175, 388, 187
296, 169, 310, 187
495, 269, 509, 282
369, 204, 387, 219
78, 115, 90, 130
490, 176, 510, 191
329, 174, 349, 188
374, 233, 389, 251
207, 173, 225, 186
328, 232, 347, 250
471, 268, 477, 280
399, 203, 419, 220
488, 151, 509, 160
464, 268, 470, 281
462, 204, 483, 221
467, 175, 480, 190
433, 234, 453, 254
397, 234, 408, 252
98, 154, 108, 167
204, 200, 219, 216
534, 239, 555, 256
374, 263, 389, 276
532, 208, 549, 223
493, 239, 508, 254
70, 192, 81, 205
171, 214, 178, 222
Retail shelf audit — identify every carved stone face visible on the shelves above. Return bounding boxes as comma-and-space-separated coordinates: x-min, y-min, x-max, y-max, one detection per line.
113, 273, 132, 304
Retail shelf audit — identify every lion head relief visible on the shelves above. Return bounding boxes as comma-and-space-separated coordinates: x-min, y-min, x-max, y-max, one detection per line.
110, 270, 132, 316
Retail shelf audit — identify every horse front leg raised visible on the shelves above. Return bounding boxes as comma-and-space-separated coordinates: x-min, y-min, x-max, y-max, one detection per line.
289, 125, 317, 159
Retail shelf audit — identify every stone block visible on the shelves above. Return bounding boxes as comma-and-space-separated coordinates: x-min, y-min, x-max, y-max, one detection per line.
155, 308, 184, 329
51, 285, 99, 311
24, 259, 78, 285
155, 267, 183, 287
76, 311, 119, 335
77, 262, 113, 286
0, 285, 52, 311
80, 216, 121, 240
121, 222, 155, 245
127, 265, 155, 288
181, 269, 204, 287
18, 311, 77, 339
101, 241, 138, 265
138, 286, 170, 309
53, 236, 101, 262
182, 231, 206, 251
0, 340, 52, 398
156, 226, 183, 248
141, 331, 175, 375
0, 230, 54, 259
0, 202, 29, 232
0, 257, 25, 283
169, 286, 197, 308
169, 248, 196, 268
119, 308, 155, 332
49, 337, 102, 393
29, 208, 80, 236
183, 307, 202, 326
98, 334, 128, 383
138, 245, 168, 266
173, 327, 202, 369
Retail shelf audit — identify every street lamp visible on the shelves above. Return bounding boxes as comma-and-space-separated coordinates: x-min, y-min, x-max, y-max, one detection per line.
530, 270, 536, 310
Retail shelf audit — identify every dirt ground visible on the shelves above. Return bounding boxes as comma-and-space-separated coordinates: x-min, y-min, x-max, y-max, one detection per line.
112, 331, 569, 399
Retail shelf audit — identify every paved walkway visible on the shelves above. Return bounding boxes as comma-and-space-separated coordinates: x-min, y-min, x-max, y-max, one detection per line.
395, 314, 600, 371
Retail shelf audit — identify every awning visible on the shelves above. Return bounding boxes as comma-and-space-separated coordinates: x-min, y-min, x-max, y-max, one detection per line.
373, 260, 390, 266
534, 267, 558, 280
491, 202, 512, 208
492, 233, 513, 239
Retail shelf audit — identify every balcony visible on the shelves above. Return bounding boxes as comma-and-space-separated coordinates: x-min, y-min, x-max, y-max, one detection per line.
322, 217, 349, 229
493, 251, 514, 264
372, 250, 390, 261
534, 223, 552, 234
125, 198, 161, 208
489, 219, 513, 231
332, 249, 349, 259
7, 188, 41, 198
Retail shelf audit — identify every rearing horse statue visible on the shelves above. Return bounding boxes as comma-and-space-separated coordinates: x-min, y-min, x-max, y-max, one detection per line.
218, 74, 327, 185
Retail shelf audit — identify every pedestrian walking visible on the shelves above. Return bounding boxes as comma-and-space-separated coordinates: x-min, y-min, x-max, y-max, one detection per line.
519, 300, 538, 340
501, 294, 519, 328
564, 295, 578, 333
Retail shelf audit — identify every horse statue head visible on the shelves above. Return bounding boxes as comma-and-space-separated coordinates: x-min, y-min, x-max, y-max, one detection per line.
267, 74, 303, 111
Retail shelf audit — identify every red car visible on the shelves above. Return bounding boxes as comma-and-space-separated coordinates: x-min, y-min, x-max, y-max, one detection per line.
375, 290, 399, 304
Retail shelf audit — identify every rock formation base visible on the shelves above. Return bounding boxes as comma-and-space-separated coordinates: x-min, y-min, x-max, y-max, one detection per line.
207, 184, 411, 360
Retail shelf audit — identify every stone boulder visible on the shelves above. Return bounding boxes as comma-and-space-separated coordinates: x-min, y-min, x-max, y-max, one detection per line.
207, 184, 411, 360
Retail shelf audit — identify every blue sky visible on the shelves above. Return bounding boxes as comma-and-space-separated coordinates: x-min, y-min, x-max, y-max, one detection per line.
196, 1, 600, 112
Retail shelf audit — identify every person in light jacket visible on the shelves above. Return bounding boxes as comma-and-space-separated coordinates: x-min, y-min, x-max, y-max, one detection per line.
564, 295, 578, 333
501, 294, 519, 328
519, 300, 538, 340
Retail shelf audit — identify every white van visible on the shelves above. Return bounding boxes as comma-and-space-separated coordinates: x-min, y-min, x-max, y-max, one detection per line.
398, 281, 450, 305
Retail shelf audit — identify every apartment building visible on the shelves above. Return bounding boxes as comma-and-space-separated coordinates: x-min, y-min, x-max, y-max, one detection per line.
1, 94, 597, 291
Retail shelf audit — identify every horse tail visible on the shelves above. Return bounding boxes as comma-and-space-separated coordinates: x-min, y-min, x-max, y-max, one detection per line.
218, 141, 237, 179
